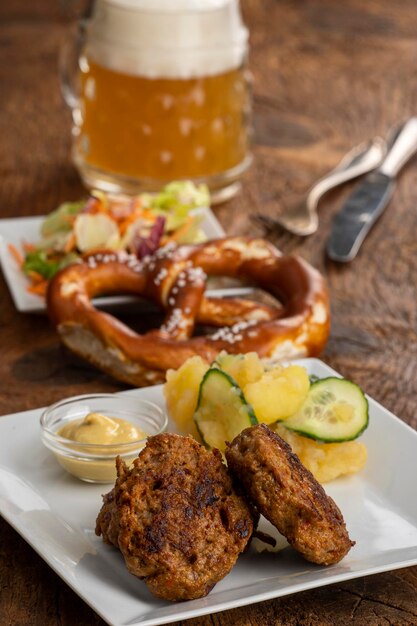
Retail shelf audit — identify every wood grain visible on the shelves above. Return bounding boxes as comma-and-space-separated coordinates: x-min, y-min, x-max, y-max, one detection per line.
1, 0, 417, 624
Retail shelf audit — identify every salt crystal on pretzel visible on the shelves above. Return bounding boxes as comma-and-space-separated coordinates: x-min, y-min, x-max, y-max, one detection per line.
47, 237, 330, 386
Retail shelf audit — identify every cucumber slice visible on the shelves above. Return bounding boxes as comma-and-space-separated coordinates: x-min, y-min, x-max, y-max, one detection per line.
214, 352, 244, 370
194, 368, 258, 451
283, 377, 368, 443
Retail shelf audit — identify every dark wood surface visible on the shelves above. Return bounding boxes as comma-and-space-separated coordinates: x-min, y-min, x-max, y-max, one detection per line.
1, 1, 417, 624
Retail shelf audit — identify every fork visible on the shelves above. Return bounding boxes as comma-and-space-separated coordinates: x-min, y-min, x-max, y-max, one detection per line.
254, 137, 387, 236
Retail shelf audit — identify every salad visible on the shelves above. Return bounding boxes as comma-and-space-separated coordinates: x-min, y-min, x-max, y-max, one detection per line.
9, 181, 210, 297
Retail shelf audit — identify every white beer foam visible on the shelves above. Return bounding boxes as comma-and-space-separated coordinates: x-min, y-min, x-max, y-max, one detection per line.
87, 0, 248, 78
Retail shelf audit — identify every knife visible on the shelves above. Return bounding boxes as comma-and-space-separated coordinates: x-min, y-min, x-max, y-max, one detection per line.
326, 117, 417, 262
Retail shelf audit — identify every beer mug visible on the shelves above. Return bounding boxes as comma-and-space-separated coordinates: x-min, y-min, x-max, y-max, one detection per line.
61, 0, 252, 202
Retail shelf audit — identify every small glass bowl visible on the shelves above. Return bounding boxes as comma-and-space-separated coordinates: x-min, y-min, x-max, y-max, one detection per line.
40, 393, 167, 483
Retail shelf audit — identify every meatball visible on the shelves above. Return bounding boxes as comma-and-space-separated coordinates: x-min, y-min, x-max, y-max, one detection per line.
96, 433, 256, 601
225, 424, 354, 565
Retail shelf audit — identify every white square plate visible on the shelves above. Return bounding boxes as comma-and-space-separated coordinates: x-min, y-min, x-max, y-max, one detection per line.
0, 207, 226, 313
0, 358, 417, 626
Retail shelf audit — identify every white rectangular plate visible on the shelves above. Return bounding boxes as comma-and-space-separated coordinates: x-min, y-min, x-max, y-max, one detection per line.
0, 207, 225, 313
1, 358, 417, 626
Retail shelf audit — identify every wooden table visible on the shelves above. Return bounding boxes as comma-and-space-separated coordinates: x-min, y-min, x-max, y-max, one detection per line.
1, 0, 417, 624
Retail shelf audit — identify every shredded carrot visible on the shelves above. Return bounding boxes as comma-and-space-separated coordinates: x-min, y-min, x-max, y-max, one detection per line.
64, 232, 76, 253
131, 198, 142, 211
118, 212, 141, 235
27, 270, 45, 284
83, 197, 102, 214
22, 241, 36, 253
141, 208, 157, 221
27, 281, 48, 296
118, 209, 157, 235
8, 243, 24, 266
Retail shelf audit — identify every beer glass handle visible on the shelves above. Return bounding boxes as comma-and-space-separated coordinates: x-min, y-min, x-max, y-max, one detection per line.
59, 1, 94, 108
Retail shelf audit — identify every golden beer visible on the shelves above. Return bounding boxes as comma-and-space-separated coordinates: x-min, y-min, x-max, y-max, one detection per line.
76, 58, 250, 181
66, 0, 251, 200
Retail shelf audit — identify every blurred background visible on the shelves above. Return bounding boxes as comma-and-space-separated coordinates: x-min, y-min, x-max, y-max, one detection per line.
3, 1, 417, 224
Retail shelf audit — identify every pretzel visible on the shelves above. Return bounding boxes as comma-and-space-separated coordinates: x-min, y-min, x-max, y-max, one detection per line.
47, 237, 330, 386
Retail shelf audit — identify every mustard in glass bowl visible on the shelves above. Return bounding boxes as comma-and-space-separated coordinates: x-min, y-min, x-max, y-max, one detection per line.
40, 393, 167, 483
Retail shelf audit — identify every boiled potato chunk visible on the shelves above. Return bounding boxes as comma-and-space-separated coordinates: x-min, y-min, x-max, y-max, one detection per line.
244, 365, 310, 424
164, 356, 209, 437
215, 351, 264, 389
273, 423, 368, 483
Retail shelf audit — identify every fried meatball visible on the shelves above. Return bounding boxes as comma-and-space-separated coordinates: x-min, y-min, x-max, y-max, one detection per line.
96, 433, 256, 601
225, 424, 354, 565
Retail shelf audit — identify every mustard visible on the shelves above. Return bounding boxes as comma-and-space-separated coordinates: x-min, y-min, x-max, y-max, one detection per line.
55, 412, 147, 483
58, 412, 147, 444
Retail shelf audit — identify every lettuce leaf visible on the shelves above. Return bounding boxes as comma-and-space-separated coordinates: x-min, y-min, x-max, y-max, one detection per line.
141, 181, 210, 231
41, 200, 86, 238
23, 250, 80, 280
149, 181, 210, 211
23, 251, 61, 280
